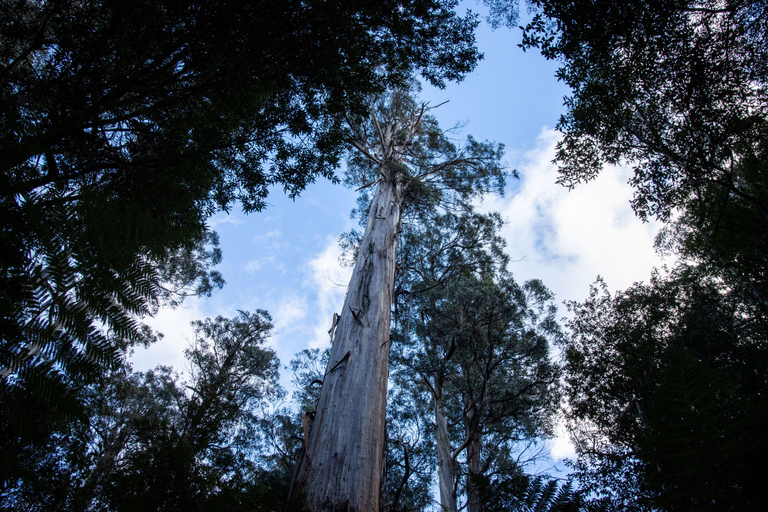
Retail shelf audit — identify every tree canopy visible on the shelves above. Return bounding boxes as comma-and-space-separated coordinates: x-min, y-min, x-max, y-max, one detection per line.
563, 268, 768, 511
0, 0, 483, 454
10, 0, 768, 509
509, 2, 768, 508
521, 0, 768, 305
287, 85, 507, 511
390, 219, 561, 512
1, 311, 284, 511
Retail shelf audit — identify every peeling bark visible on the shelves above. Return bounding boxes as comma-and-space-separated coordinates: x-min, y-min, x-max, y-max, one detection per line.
285, 87, 503, 510
286, 164, 404, 511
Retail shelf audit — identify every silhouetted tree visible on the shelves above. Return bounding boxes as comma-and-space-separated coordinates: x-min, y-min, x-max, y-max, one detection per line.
563, 269, 768, 511
1, 311, 283, 511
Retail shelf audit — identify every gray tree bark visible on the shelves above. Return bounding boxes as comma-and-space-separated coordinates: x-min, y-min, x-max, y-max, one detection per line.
286, 161, 404, 511
286, 88, 495, 510
434, 374, 458, 512
464, 398, 483, 512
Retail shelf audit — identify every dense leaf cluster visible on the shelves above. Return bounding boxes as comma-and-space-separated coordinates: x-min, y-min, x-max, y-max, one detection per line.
474, 471, 585, 512
0, 0, 482, 468
512, 1, 768, 508
563, 270, 768, 511
522, 0, 768, 302
1, 311, 288, 512
380, 195, 563, 510
390, 267, 562, 511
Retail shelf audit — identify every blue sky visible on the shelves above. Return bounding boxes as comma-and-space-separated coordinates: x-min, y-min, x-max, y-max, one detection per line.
131, 8, 667, 465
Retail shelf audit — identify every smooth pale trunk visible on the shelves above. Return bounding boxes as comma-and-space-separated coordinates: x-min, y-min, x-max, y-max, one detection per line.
434, 374, 458, 512
287, 169, 402, 511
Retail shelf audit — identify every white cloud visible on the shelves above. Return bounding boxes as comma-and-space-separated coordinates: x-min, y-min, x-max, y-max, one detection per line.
244, 258, 264, 274
131, 298, 206, 375
549, 422, 577, 461
306, 238, 353, 349
244, 259, 262, 274
485, 128, 666, 306
207, 213, 244, 227
271, 295, 308, 340
251, 230, 288, 259
255, 229, 282, 241
484, 129, 668, 463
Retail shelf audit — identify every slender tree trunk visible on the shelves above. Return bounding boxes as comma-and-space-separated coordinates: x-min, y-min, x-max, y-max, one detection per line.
287, 164, 403, 511
465, 429, 483, 512
464, 397, 483, 512
434, 374, 458, 512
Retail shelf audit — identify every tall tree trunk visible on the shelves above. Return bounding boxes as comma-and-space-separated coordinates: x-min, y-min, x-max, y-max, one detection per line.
287, 164, 403, 511
464, 397, 483, 512
465, 429, 483, 512
434, 374, 458, 512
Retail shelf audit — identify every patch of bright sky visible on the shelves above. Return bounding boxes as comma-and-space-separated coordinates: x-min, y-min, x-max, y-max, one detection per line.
131, 9, 669, 466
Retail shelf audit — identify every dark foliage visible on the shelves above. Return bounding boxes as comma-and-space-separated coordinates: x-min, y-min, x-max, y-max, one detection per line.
474, 470, 585, 512
383, 196, 562, 510
563, 269, 768, 511
0, 0, 483, 478
381, 386, 436, 512
1, 311, 287, 511
520, 0, 768, 308
508, 3, 768, 508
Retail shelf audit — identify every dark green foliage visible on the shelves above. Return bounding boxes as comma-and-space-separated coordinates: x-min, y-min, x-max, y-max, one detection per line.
383, 209, 513, 512
412, 272, 561, 438
474, 471, 585, 512
282, 348, 328, 481
0, 376, 91, 511
288, 348, 329, 415
1, 0, 483, 460
509, 3, 768, 508
382, 383, 436, 512
384, 197, 562, 509
414, 272, 561, 505
520, 0, 768, 309
1, 311, 287, 511
563, 269, 768, 511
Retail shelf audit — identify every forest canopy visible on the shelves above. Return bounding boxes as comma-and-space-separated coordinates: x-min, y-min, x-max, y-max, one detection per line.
0, 0, 481, 452
3, 0, 768, 510
0, 2, 484, 506
518, 0, 768, 509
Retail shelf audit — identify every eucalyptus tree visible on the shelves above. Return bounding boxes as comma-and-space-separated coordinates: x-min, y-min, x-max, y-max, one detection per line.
0, 0, 482, 457
381, 198, 560, 512
287, 88, 505, 511
452, 276, 560, 512
385, 208, 510, 512
396, 268, 560, 512
381, 369, 436, 512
